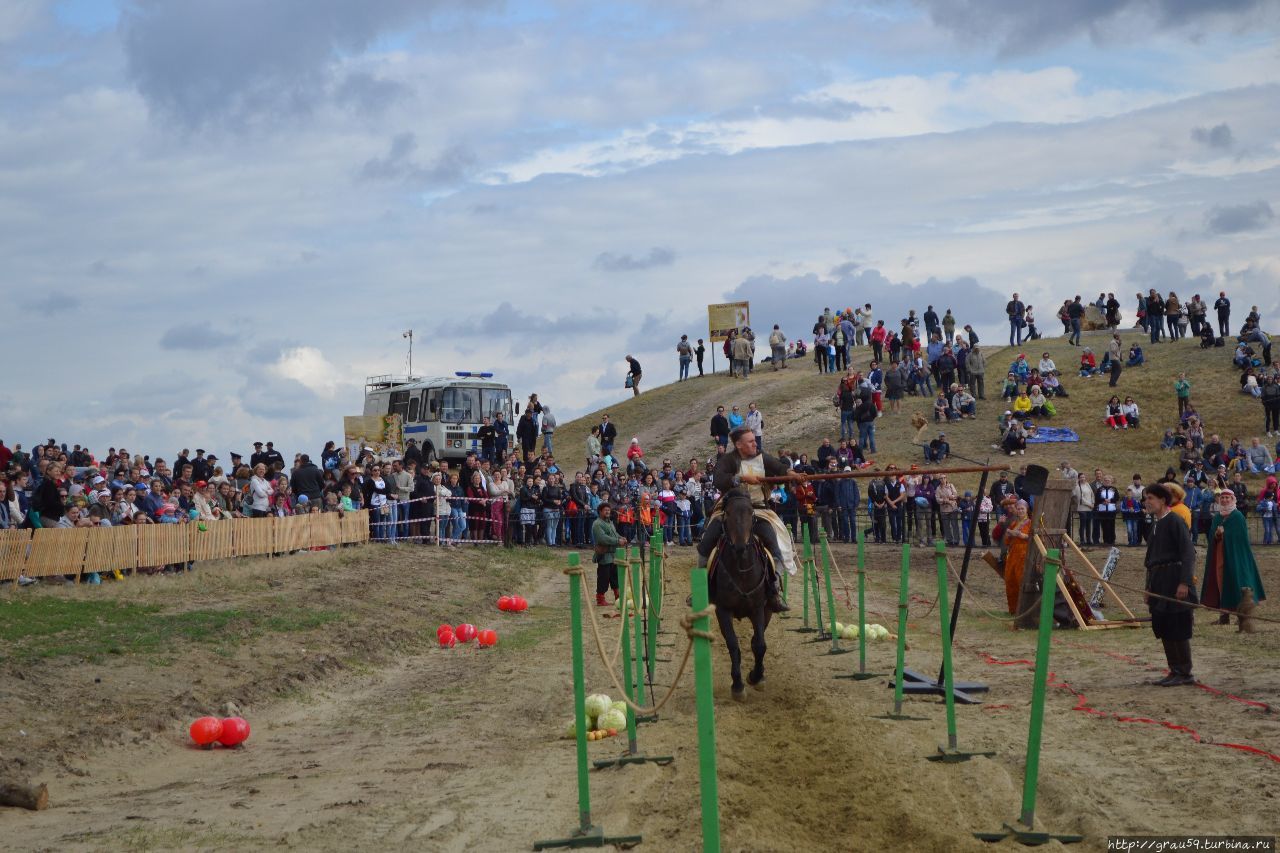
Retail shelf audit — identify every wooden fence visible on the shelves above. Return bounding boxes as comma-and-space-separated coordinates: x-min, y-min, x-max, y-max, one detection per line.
0, 511, 370, 583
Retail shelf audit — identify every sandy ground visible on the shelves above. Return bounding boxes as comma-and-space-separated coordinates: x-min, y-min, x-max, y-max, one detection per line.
2, 540, 1278, 851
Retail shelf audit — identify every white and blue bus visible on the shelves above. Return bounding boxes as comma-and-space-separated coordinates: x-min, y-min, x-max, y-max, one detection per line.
363, 372, 514, 463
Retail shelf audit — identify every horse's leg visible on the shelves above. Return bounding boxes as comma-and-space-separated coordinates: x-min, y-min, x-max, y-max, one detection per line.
748, 611, 770, 688
716, 606, 745, 698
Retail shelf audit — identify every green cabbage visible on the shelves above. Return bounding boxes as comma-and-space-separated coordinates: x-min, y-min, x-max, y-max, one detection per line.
597, 708, 627, 731
584, 693, 612, 720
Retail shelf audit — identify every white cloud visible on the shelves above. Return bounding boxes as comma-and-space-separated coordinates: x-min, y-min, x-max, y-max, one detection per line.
268, 347, 346, 398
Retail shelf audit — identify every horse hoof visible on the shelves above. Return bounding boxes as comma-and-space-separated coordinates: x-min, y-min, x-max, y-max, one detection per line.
749, 676, 765, 690
731, 686, 746, 700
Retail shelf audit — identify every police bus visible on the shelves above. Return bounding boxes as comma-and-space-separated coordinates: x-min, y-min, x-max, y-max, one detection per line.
363, 372, 514, 463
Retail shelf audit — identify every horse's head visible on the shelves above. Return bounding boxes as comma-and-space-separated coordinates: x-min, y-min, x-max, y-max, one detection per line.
722, 487, 755, 559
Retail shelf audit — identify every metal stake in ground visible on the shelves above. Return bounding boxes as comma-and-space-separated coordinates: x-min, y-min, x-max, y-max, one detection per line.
836, 526, 885, 681
593, 553, 673, 770
927, 541, 996, 764
818, 529, 851, 655
791, 536, 817, 633
690, 567, 722, 853
975, 549, 1083, 846
873, 544, 927, 721
534, 552, 642, 850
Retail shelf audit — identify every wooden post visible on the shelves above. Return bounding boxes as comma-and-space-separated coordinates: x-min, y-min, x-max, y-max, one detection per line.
1015, 478, 1072, 629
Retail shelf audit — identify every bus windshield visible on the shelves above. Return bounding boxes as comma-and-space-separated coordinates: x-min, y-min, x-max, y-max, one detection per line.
440, 387, 479, 423
481, 388, 511, 421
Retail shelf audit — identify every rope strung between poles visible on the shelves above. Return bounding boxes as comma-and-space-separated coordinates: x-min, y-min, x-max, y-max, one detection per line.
944, 555, 1047, 622
563, 562, 713, 715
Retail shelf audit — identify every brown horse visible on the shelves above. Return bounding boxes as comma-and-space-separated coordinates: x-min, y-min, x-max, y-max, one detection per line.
712, 488, 772, 698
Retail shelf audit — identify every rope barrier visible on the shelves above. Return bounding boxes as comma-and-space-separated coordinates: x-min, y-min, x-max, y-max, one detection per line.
563, 561, 710, 715
975, 653, 1280, 764
943, 555, 1048, 622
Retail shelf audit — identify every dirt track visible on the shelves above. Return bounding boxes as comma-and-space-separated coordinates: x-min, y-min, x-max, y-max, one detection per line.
1, 542, 1278, 851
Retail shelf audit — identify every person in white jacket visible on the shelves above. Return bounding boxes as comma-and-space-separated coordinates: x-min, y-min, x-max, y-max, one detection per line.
248, 464, 273, 518
745, 402, 765, 450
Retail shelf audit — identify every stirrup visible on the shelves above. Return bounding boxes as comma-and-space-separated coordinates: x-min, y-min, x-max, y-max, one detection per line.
768, 593, 790, 613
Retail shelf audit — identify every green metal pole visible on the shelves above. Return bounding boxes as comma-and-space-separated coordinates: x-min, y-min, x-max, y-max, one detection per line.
1021, 548, 1061, 828
808, 526, 825, 635
892, 544, 911, 715
801, 535, 812, 627
690, 567, 722, 853
819, 529, 846, 654
617, 551, 638, 753
566, 552, 592, 832
535, 553, 645, 849
936, 541, 958, 749
647, 534, 661, 674
858, 527, 868, 671
630, 547, 645, 719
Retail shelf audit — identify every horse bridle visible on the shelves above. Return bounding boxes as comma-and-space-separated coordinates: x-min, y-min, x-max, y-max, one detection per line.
719, 492, 768, 598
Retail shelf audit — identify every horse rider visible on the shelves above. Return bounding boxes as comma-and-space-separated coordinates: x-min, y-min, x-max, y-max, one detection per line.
697, 426, 802, 612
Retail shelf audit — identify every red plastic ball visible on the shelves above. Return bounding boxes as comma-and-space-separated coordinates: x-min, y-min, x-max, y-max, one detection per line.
514, 596, 528, 612
455, 623, 477, 643
477, 629, 498, 648
439, 630, 456, 648
497, 596, 512, 612
218, 716, 251, 747
189, 716, 223, 747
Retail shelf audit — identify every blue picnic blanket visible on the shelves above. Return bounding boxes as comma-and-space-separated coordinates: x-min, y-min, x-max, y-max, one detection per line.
1025, 426, 1080, 444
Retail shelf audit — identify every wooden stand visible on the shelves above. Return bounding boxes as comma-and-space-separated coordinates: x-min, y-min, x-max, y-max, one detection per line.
0, 781, 49, 811
1031, 533, 1144, 630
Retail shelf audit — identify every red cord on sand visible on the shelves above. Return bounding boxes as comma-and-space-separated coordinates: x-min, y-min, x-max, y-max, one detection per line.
975, 651, 1280, 764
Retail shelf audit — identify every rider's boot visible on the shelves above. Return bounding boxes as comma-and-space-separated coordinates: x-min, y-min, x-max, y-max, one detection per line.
764, 547, 790, 613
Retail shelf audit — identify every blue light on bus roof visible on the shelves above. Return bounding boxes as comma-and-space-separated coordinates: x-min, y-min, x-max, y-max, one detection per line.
455, 371, 494, 378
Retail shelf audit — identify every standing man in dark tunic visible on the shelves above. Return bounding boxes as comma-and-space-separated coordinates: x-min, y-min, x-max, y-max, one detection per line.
697, 427, 801, 612
1143, 484, 1199, 686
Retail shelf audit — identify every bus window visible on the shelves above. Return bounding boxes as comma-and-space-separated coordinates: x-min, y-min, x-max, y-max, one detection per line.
390, 390, 410, 421
440, 387, 479, 423
482, 388, 512, 421
408, 394, 421, 423
425, 389, 440, 421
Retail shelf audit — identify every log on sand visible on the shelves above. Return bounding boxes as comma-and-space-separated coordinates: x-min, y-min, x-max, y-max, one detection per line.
0, 781, 49, 811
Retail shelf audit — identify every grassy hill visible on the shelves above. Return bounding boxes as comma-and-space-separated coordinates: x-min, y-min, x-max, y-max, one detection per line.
554, 326, 1270, 495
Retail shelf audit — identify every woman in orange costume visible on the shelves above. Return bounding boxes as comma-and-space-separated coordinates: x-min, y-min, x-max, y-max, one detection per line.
1003, 500, 1033, 614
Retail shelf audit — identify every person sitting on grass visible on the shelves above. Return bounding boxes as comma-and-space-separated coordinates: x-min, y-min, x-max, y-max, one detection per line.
951, 384, 977, 419
1120, 396, 1141, 429
1079, 347, 1098, 377
1241, 368, 1262, 398
1038, 353, 1057, 375
1041, 371, 1068, 397
1009, 354, 1031, 383
926, 433, 951, 463
1012, 389, 1032, 418
1028, 385, 1053, 418
1002, 419, 1028, 456
1106, 395, 1129, 429
1001, 372, 1020, 402
1127, 343, 1145, 367
933, 389, 951, 422
1179, 441, 1202, 474
1245, 437, 1275, 474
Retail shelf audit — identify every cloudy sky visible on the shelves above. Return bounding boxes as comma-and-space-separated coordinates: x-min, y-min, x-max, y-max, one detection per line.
4, 0, 1279, 458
